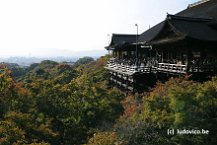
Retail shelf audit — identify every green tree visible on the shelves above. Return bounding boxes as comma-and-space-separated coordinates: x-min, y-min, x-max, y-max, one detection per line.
86, 131, 127, 145
0, 120, 26, 145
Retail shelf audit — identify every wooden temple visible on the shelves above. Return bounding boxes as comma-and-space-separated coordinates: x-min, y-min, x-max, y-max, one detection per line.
105, 0, 217, 92
105, 34, 156, 92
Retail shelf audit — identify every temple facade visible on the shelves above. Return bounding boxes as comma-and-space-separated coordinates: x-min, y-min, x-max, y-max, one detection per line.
105, 0, 217, 92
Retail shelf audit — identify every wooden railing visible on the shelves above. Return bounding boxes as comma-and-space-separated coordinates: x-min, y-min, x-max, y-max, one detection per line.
190, 64, 217, 72
106, 60, 217, 75
105, 61, 151, 75
157, 63, 187, 74
156, 63, 217, 73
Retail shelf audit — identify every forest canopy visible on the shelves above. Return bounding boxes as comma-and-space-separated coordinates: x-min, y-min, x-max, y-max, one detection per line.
0, 56, 217, 145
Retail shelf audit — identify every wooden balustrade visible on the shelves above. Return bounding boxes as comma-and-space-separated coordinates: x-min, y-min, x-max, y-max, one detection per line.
190, 64, 217, 72
105, 61, 151, 75
157, 63, 187, 74
106, 61, 217, 75
107, 59, 217, 92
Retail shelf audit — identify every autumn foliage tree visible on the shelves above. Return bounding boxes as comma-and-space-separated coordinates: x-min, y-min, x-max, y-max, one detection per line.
115, 77, 217, 145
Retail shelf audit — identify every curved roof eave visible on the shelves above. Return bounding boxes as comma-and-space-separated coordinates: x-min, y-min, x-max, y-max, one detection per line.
139, 14, 217, 45
138, 21, 167, 43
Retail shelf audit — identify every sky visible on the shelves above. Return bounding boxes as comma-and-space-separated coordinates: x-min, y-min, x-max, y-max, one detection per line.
0, 0, 198, 57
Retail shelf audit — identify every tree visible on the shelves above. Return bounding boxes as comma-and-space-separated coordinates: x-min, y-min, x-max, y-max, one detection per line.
86, 131, 127, 145
0, 65, 31, 117
0, 120, 26, 145
3, 111, 58, 144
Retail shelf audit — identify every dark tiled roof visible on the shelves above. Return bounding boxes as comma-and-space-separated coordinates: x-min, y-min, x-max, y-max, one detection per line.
105, 34, 138, 49
138, 21, 166, 43
108, 0, 217, 48
139, 0, 217, 44
177, 0, 217, 20
138, 15, 217, 44
168, 15, 217, 41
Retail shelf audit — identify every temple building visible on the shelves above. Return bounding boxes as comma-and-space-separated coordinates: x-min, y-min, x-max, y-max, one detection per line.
105, 34, 156, 92
105, 0, 217, 92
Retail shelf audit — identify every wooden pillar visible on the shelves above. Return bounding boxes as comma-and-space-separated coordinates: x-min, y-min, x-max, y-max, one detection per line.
161, 51, 163, 63
117, 50, 122, 59
113, 51, 117, 57
186, 41, 191, 74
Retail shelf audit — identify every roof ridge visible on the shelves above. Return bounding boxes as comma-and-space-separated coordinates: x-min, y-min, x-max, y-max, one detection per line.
188, 0, 210, 8
167, 14, 213, 22
112, 33, 137, 36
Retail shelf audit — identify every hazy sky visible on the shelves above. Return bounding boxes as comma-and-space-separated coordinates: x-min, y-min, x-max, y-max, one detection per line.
0, 0, 198, 57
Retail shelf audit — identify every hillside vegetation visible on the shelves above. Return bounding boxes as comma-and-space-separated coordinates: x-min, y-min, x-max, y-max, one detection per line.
0, 56, 217, 145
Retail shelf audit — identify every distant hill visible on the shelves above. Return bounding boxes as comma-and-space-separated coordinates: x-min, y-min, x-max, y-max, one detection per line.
20, 60, 78, 84
0, 57, 80, 67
